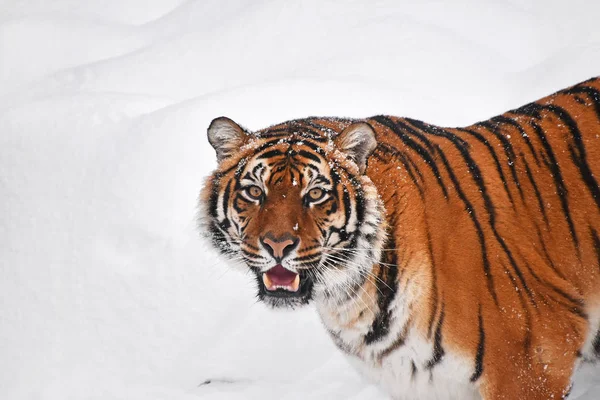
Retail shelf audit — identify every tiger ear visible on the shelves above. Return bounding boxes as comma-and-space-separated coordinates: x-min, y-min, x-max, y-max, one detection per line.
334, 122, 377, 174
207, 117, 249, 162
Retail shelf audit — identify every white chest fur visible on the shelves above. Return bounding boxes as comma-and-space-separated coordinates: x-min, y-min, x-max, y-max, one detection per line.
346, 335, 480, 400
316, 295, 480, 400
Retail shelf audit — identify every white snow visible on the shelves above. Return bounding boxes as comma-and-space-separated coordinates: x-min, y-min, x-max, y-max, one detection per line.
1, 0, 599, 399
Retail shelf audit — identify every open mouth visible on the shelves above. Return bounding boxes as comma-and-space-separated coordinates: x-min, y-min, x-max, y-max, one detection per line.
262, 264, 300, 292
258, 264, 313, 300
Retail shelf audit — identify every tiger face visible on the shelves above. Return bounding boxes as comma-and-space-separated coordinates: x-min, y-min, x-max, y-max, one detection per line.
199, 117, 387, 309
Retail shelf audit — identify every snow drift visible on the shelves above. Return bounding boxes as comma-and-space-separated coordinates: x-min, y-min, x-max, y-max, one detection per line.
1, 0, 600, 399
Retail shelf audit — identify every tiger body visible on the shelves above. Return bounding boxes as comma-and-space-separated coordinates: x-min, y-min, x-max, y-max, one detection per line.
199, 77, 600, 399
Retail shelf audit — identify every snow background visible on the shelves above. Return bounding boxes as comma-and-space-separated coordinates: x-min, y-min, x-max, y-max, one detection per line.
1, 0, 599, 399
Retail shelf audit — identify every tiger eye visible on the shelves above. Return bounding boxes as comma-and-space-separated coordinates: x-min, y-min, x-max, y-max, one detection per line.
247, 186, 263, 199
308, 188, 324, 201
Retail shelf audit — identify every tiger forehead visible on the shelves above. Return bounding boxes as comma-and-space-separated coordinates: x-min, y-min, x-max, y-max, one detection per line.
239, 142, 334, 188
247, 140, 328, 169
259, 124, 339, 142
255, 135, 329, 158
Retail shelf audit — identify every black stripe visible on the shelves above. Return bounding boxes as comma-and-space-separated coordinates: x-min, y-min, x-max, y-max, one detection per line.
522, 102, 600, 212
292, 253, 322, 262
293, 137, 328, 154
545, 104, 600, 211
342, 190, 352, 227
249, 136, 325, 162
251, 164, 263, 180
377, 317, 412, 362
258, 149, 285, 159
298, 150, 322, 164
261, 123, 328, 142
411, 361, 418, 380
287, 163, 304, 183
405, 120, 488, 191
546, 293, 588, 320
425, 304, 445, 370
492, 226, 537, 307
370, 116, 449, 198
232, 193, 251, 213
352, 176, 366, 241
364, 237, 399, 344
245, 260, 266, 269
529, 119, 580, 252
372, 145, 425, 197
475, 120, 523, 198
454, 127, 515, 203
470, 305, 485, 382
593, 328, 600, 357
517, 249, 586, 319
522, 156, 549, 226
267, 164, 287, 186
302, 119, 349, 142
208, 222, 228, 253
563, 383, 573, 399
433, 144, 499, 305
298, 244, 322, 254
325, 197, 338, 215
533, 222, 566, 281
312, 174, 331, 186
523, 256, 585, 314
500, 262, 532, 351
296, 119, 343, 142
401, 152, 426, 187
328, 172, 365, 251
207, 174, 222, 220
491, 115, 541, 166
292, 122, 331, 142
245, 243, 260, 251
297, 259, 322, 268
564, 84, 600, 122
221, 180, 232, 219
241, 249, 264, 260
425, 222, 439, 339
304, 163, 322, 177
592, 228, 600, 273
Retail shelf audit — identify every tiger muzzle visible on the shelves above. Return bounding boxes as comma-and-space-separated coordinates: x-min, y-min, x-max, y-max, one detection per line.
260, 232, 299, 262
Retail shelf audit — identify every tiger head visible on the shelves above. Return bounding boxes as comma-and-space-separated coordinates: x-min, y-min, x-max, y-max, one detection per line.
198, 117, 387, 309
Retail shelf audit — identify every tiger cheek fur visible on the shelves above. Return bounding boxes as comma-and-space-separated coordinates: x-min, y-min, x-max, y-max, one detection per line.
199, 77, 600, 400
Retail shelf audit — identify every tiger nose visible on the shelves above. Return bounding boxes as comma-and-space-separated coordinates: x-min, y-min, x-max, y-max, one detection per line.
260, 233, 299, 262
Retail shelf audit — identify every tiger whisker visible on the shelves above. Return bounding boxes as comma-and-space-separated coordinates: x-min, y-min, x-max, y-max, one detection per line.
323, 246, 401, 252
324, 247, 400, 267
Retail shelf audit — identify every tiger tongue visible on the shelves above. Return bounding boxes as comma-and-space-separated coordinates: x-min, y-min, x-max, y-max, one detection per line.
266, 264, 298, 286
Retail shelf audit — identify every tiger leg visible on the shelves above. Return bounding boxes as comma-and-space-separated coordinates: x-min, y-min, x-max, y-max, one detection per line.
478, 301, 586, 400
480, 360, 575, 399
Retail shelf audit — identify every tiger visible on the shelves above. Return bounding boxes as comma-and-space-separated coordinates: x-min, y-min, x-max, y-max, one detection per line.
198, 77, 600, 400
